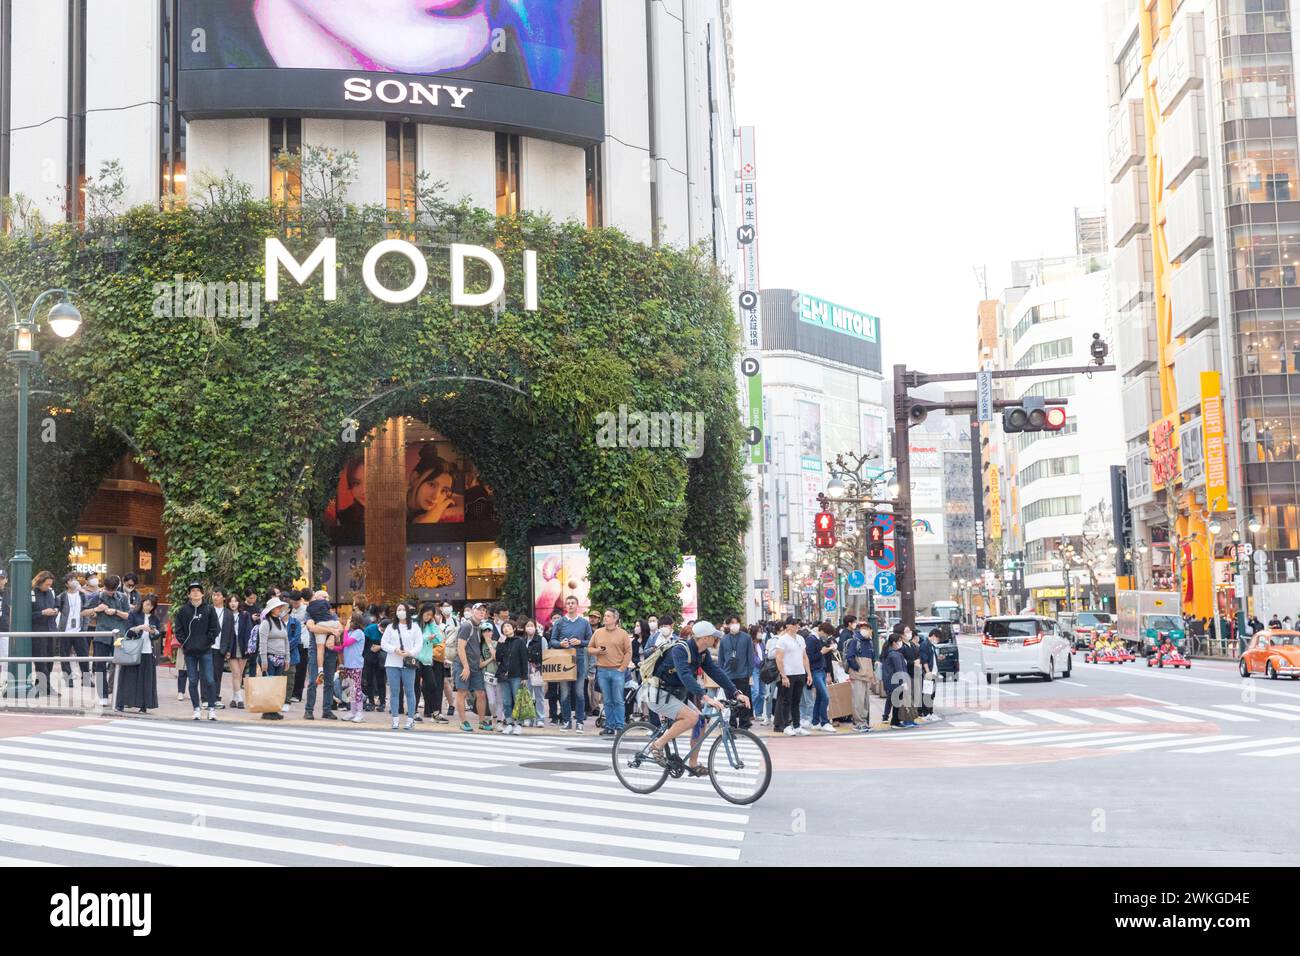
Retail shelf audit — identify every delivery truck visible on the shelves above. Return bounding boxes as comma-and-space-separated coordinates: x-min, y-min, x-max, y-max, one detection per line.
1116, 591, 1186, 656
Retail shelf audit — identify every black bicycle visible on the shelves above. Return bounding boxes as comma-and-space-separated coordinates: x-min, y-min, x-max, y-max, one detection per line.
611, 698, 772, 805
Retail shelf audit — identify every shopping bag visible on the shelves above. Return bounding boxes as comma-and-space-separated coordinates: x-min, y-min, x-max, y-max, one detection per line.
542, 648, 577, 682
513, 686, 538, 722
245, 675, 288, 714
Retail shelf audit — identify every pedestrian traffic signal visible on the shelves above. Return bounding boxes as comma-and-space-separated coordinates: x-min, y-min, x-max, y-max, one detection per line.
867, 523, 886, 560
1002, 396, 1067, 433
814, 511, 836, 549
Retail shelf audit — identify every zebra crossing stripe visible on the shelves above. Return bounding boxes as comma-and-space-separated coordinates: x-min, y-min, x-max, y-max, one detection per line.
1258, 703, 1300, 714
0, 753, 745, 844
1067, 708, 1138, 724
0, 772, 734, 864
1213, 705, 1300, 721
1165, 706, 1257, 722
1241, 743, 1300, 757
976, 730, 1127, 746
1170, 736, 1300, 754
0, 854, 62, 866
0, 794, 473, 868
1035, 732, 1145, 749
1089, 733, 1207, 751
976, 711, 1036, 726
1115, 707, 1201, 723
0, 822, 270, 868
1022, 709, 1090, 725
0, 739, 748, 824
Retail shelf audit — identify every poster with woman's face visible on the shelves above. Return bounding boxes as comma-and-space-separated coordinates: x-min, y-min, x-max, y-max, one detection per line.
407, 442, 469, 524
182, 0, 604, 101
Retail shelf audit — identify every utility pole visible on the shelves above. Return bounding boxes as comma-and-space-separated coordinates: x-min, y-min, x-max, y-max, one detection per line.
891, 353, 1116, 624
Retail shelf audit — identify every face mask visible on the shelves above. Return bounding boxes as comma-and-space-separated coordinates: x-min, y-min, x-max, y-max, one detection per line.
396, 608, 407, 620
728, 623, 740, 633
648, 621, 658, 631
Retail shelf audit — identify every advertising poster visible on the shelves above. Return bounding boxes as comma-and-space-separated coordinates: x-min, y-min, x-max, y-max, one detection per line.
678, 555, 698, 620
911, 513, 946, 546
861, 412, 885, 459
333, 546, 366, 599
532, 542, 591, 626
406, 542, 466, 603
798, 400, 822, 471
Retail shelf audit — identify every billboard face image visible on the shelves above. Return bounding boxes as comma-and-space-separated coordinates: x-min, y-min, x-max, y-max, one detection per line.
179, 1, 606, 141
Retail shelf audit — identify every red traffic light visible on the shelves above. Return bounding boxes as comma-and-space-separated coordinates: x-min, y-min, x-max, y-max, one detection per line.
867, 524, 886, 559
1044, 407, 1067, 431
814, 511, 836, 549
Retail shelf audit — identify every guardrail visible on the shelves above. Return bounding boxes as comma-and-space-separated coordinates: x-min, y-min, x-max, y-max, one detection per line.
1, 630, 125, 712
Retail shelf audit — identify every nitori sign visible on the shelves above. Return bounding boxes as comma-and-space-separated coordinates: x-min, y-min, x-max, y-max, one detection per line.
265, 239, 540, 309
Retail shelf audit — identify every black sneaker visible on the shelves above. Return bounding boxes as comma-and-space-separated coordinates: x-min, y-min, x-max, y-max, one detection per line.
363, 702, 373, 712
414, 715, 424, 722
599, 728, 615, 737
304, 712, 315, 720
321, 711, 339, 720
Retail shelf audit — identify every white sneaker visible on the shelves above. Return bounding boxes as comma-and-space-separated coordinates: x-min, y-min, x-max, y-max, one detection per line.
350, 713, 364, 723
207, 708, 217, 722
817, 723, 836, 733
575, 723, 585, 735
404, 719, 414, 731
281, 704, 290, 713
783, 726, 798, 736
561, 723, 571, 733
193, 707, 201, 721
794, 726, 810, 736
497, 723, 509, 733
391, 717, 400, 730
177, 693, 186, 702
513, 724, 523, 735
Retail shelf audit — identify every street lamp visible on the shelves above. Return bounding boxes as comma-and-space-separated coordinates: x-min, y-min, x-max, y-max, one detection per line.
825, 476, 846, 498
1248, 514, 1262, 535
4, 281, 82, 664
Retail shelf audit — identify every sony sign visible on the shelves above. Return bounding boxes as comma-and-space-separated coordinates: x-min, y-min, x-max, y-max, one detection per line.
342, 77, 474, 111
265, 239, 538, 310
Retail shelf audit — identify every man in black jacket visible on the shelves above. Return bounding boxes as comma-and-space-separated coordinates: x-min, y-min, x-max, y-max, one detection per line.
84, 574, 131, 706
174, 582, 220, 720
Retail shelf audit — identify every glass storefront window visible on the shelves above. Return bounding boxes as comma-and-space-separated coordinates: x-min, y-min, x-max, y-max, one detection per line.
68, 534, 106, 577
466, 541, 507, 601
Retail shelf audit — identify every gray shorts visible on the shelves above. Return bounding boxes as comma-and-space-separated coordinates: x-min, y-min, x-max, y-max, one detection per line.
642, 684, 691, 720
454, 667, 485, 693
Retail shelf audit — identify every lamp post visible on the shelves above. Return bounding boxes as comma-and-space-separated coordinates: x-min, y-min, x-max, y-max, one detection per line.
4, 283, 82, 673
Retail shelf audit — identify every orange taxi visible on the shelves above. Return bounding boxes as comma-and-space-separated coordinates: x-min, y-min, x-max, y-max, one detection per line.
1239, 630, 1300, 680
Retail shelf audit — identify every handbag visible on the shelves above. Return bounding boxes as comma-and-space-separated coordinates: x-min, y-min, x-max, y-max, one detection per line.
759, 658, 780, 685
113, 634, 144, 666
528, 665, 543, 688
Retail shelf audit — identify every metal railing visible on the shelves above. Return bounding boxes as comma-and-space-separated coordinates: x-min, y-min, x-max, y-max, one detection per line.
0, 630, 124, 708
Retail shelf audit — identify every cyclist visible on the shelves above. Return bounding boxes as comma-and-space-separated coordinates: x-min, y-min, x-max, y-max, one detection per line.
644, 620, 750, 774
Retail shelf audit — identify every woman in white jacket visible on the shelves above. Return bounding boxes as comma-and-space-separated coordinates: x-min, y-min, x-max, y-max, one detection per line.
381, 602, 423, 731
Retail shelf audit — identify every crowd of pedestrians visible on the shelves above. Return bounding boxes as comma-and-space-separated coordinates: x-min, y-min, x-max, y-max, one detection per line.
4, 566, 946, 736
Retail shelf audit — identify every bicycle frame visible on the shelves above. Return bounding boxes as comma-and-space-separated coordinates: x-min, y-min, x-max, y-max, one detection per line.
641, 704, 739, 774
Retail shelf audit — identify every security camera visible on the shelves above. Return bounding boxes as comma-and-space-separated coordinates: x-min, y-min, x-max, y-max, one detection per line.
1090, 333, 1109, 366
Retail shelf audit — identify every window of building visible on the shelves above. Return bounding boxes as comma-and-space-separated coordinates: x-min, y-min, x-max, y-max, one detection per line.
1019, 456, 1081, 486
1014, 337, 1074, 369
1010, 300, 1069, 344
270, 117, 302, 207
1015, 420, 1079, 451
1021, 495, 1082, 525
160, 0, 185, 202
1118, 35, 1141, 93
385, 120, 417, 222
1023, 376, 1076, 400
495, 132, 520, 217
585, 144, 603, 228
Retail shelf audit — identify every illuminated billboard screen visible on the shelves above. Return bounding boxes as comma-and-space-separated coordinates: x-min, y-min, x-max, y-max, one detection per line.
178, 0, 605, 144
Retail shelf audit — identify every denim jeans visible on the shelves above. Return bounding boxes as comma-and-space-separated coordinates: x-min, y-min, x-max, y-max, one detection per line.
386, 665, 416, 719
185, 650, 215, 709
750, 665, 765, 717
811, 670, 829, 726
303, 635, 319, 712
306, 646, 338, 715
596, 667, 626, 731
499, 676, 522, 723
558, 651, 588, 726
799, 673, 816, 725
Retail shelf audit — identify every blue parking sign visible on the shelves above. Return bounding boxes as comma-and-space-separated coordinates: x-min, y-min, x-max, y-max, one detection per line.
873, 572, 897, 596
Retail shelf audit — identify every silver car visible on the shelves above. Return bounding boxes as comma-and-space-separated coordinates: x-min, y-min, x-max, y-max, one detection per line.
980, 615, 1073, 683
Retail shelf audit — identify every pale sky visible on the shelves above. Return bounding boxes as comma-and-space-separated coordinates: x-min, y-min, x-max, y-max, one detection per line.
732, 0, 1110, 374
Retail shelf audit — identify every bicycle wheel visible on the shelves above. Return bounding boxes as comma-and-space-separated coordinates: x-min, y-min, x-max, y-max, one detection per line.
612, 721, 669, 794
707, 727, 772, 805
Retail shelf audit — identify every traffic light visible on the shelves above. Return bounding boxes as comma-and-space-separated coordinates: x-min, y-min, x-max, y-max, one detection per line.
867, 523, 886, 560
1002, 395, 1067, 433
814, 511, 836, 549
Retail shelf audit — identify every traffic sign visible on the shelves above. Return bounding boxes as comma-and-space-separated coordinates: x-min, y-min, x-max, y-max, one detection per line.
824, 599, 838, 612
1253, 548, 1268, 568
824, 586, 836, 600
1232, 543, 1254, 560
820, 570, 835, 584
873, 571, 897, 596
873, 545, 896, 571
847, 570, 866, 589
977, 370, 993, 423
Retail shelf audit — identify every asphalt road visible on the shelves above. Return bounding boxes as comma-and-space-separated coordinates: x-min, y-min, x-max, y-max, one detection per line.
0, 638, 1295, 866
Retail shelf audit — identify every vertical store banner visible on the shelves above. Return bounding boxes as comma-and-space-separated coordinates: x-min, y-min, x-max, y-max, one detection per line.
739, 126, 764, 465
1201, 371, 1228, 506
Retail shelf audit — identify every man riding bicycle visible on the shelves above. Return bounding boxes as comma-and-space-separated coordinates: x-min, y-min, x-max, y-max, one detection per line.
643, 620, 751, 774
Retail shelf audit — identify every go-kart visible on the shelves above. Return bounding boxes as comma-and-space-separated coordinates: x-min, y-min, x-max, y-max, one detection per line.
1085, 646, 1125, 664
1114, 646, 1137, 662
1147, 648, 1191, 669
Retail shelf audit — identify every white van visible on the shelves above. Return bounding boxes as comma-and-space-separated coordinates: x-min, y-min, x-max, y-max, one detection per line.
980, 615, 1072, 683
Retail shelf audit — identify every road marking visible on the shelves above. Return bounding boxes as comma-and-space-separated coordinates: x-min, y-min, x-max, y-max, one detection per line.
0, 822, 268, 867
1214, 705, 1300, 721
1259, 703, 1300, 713
0, 772, 734, 864
1115, 707, 1201, 723
1042, 733, 1149, 749
1022, 709, 1091, 725
1099, 733, 1212, 751
987, 687, 1021, 697
1058, 680, 1088, 687
0, 855, 62, 866
1170, 736, 1300, 754
1242, 744, 1300, 757
1125, 693, 1176, 705
976, 711, 1036, 726
948, 721, 981, 728
983, 731, 1137, 747
1069, 708, 1143, 724
1164, 705, 1257, 722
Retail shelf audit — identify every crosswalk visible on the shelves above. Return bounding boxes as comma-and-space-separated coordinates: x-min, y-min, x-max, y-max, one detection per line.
940, 701, 1300, 731
871, 719, 1300, 758
0, 720, 751, 867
